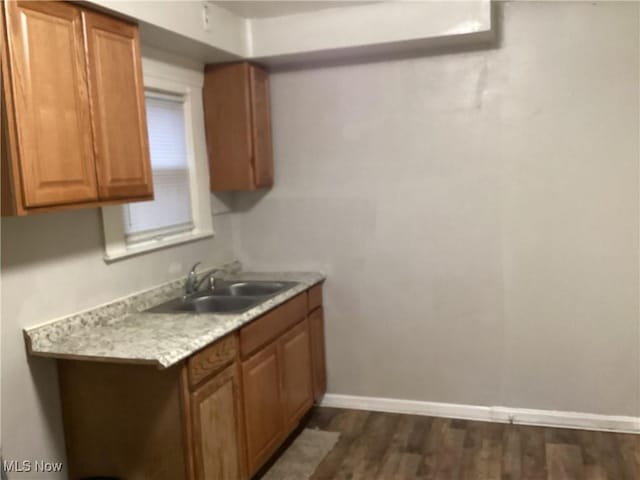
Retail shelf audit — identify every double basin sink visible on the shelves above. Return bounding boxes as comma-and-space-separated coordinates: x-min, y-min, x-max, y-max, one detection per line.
146, 281, 298, 314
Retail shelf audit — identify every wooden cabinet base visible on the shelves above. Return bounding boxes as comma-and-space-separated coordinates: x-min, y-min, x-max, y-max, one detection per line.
241, 316, 315, 477
57, 284, 326, 480
58, 361, 189, 480
58, 359, 248, 480
309, 307, 327, 402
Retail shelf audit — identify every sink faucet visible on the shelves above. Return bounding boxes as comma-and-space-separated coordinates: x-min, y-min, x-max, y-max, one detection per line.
185, 262, 224, 295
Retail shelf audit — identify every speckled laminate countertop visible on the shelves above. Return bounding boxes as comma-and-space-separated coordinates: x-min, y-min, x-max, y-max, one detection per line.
24, 264, 325, 368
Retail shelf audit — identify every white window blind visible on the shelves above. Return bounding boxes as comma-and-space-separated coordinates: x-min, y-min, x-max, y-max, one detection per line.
123, 92, 194, 244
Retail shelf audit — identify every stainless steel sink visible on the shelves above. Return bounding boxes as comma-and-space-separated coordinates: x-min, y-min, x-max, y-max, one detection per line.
227, 281, 292, 297
146, 281, 298, 314
192, 296, 260, 313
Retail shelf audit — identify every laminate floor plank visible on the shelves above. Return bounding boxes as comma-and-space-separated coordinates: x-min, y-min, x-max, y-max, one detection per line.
519, 425, 547, 480
459, 420, 486, 479
310, 409, 370, 480
306, 406, 340, 430
296, 407, 638, 480
586, 430, 625, 480
375, 415, 418, 472
416, 416, 450, 479
616, 433, 640, 480
366, 414, 404, 477
584, 465, 608, 480
377, 451, 403, 479
545, 443, 584, 480
347, 412, 400, 480
433, 422, 466, 480
502, 425, 522, 480
406, 416, 433, 455
309, 432, 357, 480
395, 453, 422, 480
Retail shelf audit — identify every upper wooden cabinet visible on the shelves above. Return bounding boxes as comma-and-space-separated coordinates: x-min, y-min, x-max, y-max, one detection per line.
2, 1, 98, 209
82, 10, 152, 200
0, 1, 153, 216
203, 62, 274, 191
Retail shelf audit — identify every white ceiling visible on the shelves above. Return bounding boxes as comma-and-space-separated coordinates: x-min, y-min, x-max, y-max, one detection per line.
212, 1, 378, 19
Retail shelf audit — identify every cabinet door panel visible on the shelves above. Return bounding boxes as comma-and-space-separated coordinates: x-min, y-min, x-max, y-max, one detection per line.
249, 65, 273, 188
309, 308, 327, 403
83, 10, 152, 200
5, 1, 98, 207
280, 319, 314, 431
204, 63, 254, 191
242, 342, 283, 476
191, 364, 246, 480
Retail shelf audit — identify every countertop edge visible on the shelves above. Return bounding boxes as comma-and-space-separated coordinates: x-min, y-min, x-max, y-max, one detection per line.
24, 271, 325, 369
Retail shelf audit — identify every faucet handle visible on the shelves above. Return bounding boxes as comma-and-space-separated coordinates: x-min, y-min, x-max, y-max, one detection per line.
185, 261, 202, 294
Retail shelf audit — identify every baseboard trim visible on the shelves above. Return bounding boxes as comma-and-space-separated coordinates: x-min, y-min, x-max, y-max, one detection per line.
320, 394, 640, 434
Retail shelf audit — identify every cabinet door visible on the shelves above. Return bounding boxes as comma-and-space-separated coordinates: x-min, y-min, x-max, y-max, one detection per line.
242, 341, 283, 476
309, 308, 327, 403
280, 319, 314, 431
203, 62, 274, 192
204, 63, 254, 191
4, 1, 98, 207
249, 64, 273, 188
82, 10, 153, 200
190, 363, 246, 480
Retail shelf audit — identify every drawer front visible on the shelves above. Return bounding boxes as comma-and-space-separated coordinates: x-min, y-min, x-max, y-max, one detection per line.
240, 292, 307, 358
188, 334, 238, 388
308, 284, 323, 312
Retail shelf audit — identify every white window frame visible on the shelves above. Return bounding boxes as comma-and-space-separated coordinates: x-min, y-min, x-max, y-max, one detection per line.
102, 59, 214, 262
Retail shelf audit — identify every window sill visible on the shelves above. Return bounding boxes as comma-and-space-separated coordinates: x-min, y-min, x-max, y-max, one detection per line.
103, 230, 213, 263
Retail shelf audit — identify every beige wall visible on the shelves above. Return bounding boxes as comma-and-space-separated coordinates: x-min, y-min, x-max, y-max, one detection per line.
1, 1, 638, 475
230, 1, 640, 417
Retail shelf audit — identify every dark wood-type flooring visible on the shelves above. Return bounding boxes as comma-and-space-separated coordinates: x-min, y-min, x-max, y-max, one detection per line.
295, 407, 639, 480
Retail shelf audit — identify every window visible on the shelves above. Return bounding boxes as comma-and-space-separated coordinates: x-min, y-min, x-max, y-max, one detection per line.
102, 60, 213, 261
124, 92, 193, 243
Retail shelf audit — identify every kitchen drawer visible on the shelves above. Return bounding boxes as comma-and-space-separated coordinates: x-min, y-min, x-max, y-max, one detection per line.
188, 334, 238, 388
240, 292, 307, 358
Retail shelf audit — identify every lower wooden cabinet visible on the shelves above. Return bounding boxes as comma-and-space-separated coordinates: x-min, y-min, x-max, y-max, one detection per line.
58, 339, 247, 480
281, 319, 314, 431
242, 318, 314, 476
58, 283, 326, 480
59, 361, 191, 480
309, 307, 327, 402
242, 341, 284, 475
190, 363, 246, 480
